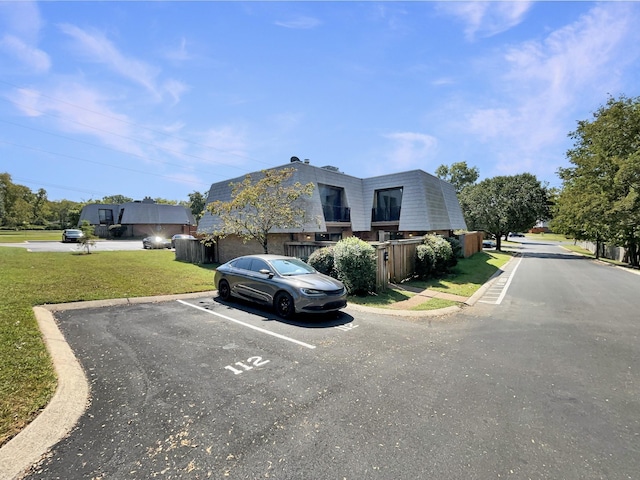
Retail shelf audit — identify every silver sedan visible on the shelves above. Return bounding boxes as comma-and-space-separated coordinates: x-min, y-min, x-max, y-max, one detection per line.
214, 254, 347, 319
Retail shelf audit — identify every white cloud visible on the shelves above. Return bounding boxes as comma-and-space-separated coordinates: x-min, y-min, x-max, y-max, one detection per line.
275, 16, 321, 29
438, 1, 533, 40
383, 132, 438, 170
0, 34, 50, 73
462, 3, 640, 177
58, 23, 187, 104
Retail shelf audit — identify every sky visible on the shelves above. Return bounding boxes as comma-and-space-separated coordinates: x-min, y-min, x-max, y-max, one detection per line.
1, 1, 640, 203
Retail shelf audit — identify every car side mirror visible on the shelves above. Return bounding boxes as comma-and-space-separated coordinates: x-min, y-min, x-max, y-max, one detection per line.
259, 269, 274, 278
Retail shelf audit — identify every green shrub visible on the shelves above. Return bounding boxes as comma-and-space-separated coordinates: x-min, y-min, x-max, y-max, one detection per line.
333, 237, 376, 295
415, 244, 436, 279
423, 235, 454, 274
307, 246, 335, 277
444, 236, 462, 266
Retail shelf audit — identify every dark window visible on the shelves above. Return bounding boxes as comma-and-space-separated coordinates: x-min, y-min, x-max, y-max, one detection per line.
249, 259, 270, 273
319, 184, 350, 222
315, 233, 342, 241
234, 257, 252, 270
98, 208, 114, 225
372, 187, 403, 222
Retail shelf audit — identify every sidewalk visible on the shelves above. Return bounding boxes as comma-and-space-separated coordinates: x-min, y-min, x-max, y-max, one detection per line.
386, 283, 469, 309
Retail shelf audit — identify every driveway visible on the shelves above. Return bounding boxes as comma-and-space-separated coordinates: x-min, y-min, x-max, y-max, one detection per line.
0, 239, 147, 252
4, 239, 640, 479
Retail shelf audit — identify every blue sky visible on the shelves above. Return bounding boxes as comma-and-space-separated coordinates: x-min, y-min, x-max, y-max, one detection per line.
1, 1, 640, 202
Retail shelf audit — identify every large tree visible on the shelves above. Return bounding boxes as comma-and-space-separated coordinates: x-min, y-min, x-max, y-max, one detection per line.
0, 173, 35, 228
187, 190, 207, 223
552, 95, 640, 266
435, 161, 480, 194
460, 173, 550, 251
206, 167, 315, 253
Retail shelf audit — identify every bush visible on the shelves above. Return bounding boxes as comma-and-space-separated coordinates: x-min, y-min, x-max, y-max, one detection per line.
333, 237, 376, 295
444, 236, 462, 266
307, 246, 336, 277
415, 244, 436, 279
422, 235, 454, 275
108, 224, 127, 238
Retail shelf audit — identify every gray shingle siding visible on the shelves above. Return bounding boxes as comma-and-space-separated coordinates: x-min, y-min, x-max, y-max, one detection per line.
198, 162, 467, 235
79, 202, 195, 226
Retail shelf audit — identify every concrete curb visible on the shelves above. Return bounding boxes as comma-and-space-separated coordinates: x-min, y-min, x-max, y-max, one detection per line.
0, 307, 89, 480
0, 291, 217, 480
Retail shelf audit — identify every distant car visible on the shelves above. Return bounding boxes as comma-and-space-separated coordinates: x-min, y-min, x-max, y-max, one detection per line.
142, 236, 171, 249
62, 229, 84, 243
214, 254, 347, 319
509, 232, 526, 238
171, 234, 196, 248
482, 239, 496, 248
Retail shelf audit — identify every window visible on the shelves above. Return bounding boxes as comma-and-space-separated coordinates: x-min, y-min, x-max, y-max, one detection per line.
98, 208, 114, 225
249, 259, 270, 273
315, 233, 342, 242
319, 184, 350, 222
372, 187, 403, 222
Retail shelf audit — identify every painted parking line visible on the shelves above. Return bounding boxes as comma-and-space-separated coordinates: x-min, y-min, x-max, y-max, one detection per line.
177, 299, 316, 349
478, 255, 524, 305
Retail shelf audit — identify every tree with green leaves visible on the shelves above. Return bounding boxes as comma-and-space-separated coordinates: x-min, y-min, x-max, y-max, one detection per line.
206, 167, 315, 253
460, 173, 550, 251
187, 190, 207, 223
552, 95, 640, 266
77, 220, 97, 253
0, 173, 35, 228
435, 161, 480, 194
100, 195, 133, 204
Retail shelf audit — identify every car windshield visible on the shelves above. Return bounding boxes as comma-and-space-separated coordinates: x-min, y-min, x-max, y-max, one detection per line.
270, 258, 315, 276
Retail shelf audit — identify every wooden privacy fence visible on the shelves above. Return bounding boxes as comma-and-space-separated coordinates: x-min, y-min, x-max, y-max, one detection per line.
178, 233, 483, 291
174, 239, 215, 264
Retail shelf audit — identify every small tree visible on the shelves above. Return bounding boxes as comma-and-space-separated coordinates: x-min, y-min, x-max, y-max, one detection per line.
206, 167, 315, 253
77, 220, 97, 254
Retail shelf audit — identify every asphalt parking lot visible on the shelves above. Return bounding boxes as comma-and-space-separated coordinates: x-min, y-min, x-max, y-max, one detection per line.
18, 296, 466, 479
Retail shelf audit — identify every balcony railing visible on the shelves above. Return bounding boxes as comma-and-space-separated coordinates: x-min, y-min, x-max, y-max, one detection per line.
322, 205, 351, 222
372, 206, 401, 222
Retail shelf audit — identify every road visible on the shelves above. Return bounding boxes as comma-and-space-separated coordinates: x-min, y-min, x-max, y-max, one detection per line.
0, 239, 147, 252
22, 239, 640, 479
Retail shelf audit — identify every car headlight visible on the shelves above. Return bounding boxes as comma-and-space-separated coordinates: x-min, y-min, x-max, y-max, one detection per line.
301, 288, 326, 296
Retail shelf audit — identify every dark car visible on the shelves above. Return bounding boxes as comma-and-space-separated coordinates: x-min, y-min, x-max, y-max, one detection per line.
142, 236, 171, 249
62, 229, 84, 243
214, 254, 347, 319
171, 234, 196, 248
509, 232, 526, 237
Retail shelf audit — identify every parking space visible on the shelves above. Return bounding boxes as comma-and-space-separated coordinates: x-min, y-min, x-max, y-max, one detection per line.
24, 296, 370, 478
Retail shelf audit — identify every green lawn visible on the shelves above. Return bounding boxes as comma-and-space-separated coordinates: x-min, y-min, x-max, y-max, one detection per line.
348, 250, 513, 310
404, 250, 513, 297
0, 247, 216, 446
0, 230, 65, 243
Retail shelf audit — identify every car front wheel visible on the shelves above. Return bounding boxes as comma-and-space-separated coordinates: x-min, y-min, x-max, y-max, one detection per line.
218, 280, 231, 300
274, 292, 295, 319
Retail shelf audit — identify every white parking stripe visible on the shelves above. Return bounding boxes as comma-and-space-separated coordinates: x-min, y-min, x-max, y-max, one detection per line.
177, 300, 316, 349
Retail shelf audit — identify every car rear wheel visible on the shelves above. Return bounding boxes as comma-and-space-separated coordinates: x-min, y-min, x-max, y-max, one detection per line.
218, 280, 231, 300
274, 292, 294, 319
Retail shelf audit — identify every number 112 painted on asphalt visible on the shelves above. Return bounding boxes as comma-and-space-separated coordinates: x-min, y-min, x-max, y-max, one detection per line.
225, 356, 270, 375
